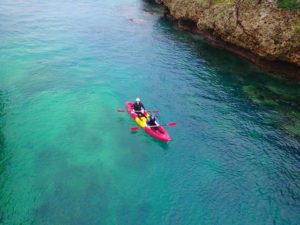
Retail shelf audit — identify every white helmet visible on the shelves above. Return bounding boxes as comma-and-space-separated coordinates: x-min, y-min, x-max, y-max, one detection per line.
136, 98, 140, 102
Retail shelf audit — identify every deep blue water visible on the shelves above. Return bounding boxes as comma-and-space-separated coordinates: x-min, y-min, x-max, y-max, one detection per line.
0, 0, 300, 224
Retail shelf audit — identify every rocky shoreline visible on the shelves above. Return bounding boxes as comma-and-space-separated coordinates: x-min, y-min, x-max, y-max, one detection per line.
147, 0, 300, 79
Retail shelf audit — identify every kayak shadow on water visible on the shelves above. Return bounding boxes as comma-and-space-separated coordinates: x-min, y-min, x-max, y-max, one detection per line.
151, 138, 170, 150
130, 130, 170, 150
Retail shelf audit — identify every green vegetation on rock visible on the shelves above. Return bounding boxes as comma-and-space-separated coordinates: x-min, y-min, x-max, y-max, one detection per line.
278, 0, 300, 9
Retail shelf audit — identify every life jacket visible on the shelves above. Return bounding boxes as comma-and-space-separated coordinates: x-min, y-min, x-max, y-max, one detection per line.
147, 117, 157, 126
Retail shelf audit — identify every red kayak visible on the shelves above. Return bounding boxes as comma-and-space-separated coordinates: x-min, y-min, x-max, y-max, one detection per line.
126, 101, 171, 142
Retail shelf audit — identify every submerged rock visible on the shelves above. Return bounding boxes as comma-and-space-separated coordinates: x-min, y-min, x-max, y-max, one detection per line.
157, 0, 300, 78
145, 0, 164, 4
242, 84, 300, 138
128, 18, 147, 24
274, 110, 300, 139
243, 85, 280, 106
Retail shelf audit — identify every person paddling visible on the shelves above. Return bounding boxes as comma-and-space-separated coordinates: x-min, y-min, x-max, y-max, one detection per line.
147, 114, 159, 130
132, 98, 146, 118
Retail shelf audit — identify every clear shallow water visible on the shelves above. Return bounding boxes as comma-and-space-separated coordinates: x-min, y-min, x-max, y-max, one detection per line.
0, 0, 300, 224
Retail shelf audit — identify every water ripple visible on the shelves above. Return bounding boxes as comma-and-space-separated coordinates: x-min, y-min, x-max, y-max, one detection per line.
0, 0, 300, 224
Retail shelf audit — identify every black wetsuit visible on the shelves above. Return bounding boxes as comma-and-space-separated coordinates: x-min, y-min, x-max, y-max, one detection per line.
132, 102, 145, 117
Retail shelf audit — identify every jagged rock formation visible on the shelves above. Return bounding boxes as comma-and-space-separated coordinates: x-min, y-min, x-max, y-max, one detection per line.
158, 0, 300, 77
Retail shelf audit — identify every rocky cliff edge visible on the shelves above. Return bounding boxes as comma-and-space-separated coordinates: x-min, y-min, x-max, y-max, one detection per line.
158, 0, 300, 77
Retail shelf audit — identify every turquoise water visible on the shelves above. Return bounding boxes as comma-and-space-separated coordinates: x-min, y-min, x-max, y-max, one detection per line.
0, 0, 300, 224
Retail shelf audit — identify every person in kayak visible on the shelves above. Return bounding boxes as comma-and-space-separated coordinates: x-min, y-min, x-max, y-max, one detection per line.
132, 98, 146, 118
147, 114, 159, 130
